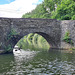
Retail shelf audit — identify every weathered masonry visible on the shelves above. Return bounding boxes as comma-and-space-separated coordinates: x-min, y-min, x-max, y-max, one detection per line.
0, 17, 75, 50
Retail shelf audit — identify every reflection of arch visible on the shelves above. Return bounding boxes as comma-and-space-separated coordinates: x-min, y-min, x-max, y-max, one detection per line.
12, 32, 58, 49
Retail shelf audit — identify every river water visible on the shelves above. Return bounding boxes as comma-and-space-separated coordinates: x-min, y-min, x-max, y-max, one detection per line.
0, 49, 75, 75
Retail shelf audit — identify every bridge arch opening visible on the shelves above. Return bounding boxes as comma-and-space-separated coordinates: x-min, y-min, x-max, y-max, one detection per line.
15, 32, 50, 51
12, 32, 58, 51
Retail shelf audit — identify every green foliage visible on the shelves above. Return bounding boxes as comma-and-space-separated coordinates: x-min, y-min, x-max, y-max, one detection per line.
70, 47, 75, 50
22, 3, 51, 19
32, 34, 38, 48
22, 0, 75, 20
17, 33, 50, 51
51, 0, 75, 20
44, 0, 61, 12
72, 48, 75, 50
27, 33, 34, 44
7, 29, 19, 40
22, 12, 32, 18
72, 15, 75, 20
37, 35, 43, 48
63, 32, 73, 45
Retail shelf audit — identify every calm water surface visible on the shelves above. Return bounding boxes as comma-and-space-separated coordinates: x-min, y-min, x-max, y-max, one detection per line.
0, 50, 75, 75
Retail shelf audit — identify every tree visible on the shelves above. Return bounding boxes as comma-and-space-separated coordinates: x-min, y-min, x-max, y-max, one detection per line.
44, 0, 61, 12
22, 12, 32, 18
22, 3, 51, 19
51, 0, 75, 20
22, 0, 75, 20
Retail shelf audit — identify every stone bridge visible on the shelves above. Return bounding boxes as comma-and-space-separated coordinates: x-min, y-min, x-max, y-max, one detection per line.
0, 17, 75, 50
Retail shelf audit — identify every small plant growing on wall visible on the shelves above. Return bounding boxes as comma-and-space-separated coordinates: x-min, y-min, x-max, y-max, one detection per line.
7, 29, 19, 40
63, 31, 73, 45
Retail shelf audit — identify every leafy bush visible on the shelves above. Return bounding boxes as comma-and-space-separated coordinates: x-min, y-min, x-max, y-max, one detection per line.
63, 31, 73, 45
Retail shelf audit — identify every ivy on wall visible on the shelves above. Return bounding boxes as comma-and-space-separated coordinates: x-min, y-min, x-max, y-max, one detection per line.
7, 29, 19, 40
63, 31, 73, 45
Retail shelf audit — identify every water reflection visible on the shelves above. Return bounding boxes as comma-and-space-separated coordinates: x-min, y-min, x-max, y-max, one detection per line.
6, 50, 37, 75
0, 50, 75, 75
0, 54, 14, 75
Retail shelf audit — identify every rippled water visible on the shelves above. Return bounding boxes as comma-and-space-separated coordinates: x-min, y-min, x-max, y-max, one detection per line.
0, 50, 75, 75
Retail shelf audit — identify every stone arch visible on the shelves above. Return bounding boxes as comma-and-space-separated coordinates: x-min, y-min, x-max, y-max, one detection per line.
12, 32, 58, 49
